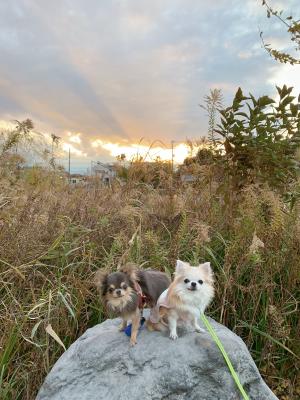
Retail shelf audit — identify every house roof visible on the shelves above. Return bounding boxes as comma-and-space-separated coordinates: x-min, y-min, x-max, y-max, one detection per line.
70, 174, 85, 178
92, 162, 116, 171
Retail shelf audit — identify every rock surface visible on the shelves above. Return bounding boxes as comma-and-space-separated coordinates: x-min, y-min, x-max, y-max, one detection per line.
37, 312, 278, 400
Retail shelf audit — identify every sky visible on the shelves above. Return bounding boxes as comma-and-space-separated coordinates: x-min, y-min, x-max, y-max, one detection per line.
0, 0, 300, 173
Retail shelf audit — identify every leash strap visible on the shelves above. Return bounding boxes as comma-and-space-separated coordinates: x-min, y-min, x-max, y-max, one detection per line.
200, 314, 249, 400
133, 282, 147, 309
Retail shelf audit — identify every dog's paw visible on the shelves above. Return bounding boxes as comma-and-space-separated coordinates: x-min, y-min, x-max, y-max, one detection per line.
145, 320, 154, 331
130, 338, 137, 346
195, 325, 205, 333
169, 332, 178, 340
118, 323, 126, 332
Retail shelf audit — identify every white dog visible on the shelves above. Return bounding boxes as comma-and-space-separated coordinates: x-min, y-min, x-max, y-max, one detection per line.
147, 260, 214, 339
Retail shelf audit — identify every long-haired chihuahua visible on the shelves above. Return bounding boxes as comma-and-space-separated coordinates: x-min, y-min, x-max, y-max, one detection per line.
147, 259, 214, 339
95, 263, 170, 346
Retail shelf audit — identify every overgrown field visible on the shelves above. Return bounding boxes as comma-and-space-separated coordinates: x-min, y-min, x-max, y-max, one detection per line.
0, 172, 299, 399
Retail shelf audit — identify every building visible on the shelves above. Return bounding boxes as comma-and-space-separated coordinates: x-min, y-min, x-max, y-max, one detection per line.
180, 173, 196, 183
91, 162, 117, 184
69, 174, 86, 185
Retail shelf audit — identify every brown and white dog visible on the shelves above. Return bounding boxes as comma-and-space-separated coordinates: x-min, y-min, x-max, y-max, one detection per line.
95, 263, 170, 346
147, 260, 214, 339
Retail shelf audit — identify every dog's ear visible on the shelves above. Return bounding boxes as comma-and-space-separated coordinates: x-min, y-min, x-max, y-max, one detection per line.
175, 259, 189, 275
120, 262, 137, 281
199, 262, 213, 280
94, 269, 108, 292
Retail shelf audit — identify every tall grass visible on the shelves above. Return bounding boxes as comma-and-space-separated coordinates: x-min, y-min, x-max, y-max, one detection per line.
0, 169, 299, 399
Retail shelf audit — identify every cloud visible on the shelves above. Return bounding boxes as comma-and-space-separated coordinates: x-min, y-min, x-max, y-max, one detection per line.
0, 0, 299, 172
62, 142, 87, 157
91, 139, 194, 164
66, 132, 82, 144
267, 64, 300, 95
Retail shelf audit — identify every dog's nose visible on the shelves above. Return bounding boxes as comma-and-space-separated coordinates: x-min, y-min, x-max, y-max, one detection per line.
116, 289, 121, 295
191, 282, 197, 288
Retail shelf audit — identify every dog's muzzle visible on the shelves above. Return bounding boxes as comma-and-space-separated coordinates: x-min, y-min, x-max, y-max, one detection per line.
188, 282, 197, 291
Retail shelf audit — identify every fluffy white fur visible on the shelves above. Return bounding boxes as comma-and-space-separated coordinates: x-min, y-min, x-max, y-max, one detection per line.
166, 260, 214, 340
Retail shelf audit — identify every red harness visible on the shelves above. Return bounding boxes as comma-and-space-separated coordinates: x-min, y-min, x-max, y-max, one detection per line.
134, 282, 148, 309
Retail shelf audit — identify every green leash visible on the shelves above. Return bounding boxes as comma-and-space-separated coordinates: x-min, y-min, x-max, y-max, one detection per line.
200, 314, 250, 400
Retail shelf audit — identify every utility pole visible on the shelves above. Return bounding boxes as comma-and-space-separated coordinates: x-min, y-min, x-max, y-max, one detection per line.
170, 140, 175, 191
171, 140, 175, 173
68, 147, 71, 183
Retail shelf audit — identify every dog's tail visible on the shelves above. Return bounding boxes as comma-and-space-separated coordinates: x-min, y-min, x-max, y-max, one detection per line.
146, 307, 169, 332
146, 319, 168, 333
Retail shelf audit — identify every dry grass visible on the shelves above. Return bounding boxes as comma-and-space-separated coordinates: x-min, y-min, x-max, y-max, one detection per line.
0, 168, 299, 399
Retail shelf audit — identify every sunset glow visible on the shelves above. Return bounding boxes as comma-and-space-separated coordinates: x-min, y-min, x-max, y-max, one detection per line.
1, 0, 299, 173
62, 142, 87, 157
91, 139, 197, 163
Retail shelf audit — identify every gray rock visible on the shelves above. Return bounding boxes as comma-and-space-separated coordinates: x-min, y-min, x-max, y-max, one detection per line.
37, 312, 278, 400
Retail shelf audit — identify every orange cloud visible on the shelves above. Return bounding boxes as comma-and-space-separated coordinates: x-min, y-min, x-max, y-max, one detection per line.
91, 139, 197, 163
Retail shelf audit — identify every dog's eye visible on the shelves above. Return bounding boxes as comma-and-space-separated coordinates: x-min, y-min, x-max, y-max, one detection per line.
122, 284, 128, 290
108, 288, 114, 293
198, 280, 203, 285
184, 278, 190, 284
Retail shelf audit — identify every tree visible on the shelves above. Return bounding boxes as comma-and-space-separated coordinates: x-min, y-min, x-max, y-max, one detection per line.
260, 0, 300, 65
50, 134, 61, 169
215, 85, 300, 189
0, 119, 34, 155
116, 153, 126, 162
199, 89, 223, 143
